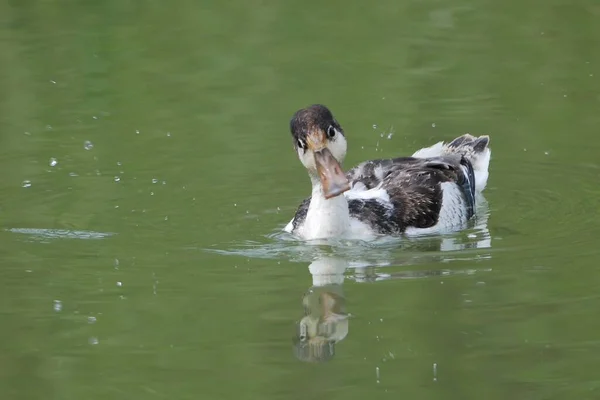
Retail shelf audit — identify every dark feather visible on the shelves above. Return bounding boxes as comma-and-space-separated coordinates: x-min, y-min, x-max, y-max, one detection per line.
292, 197, 311, 231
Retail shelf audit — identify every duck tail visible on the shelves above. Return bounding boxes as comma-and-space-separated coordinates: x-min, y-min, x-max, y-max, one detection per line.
443, 134, 491, 192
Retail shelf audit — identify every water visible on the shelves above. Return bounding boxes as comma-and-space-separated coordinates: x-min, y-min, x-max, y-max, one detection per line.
1, 1, 600, 399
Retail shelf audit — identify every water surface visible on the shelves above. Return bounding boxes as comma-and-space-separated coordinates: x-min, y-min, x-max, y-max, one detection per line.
2, 1, 600, 399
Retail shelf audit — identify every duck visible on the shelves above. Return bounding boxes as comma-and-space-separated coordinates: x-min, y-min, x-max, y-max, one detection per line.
283, 104, 491, 241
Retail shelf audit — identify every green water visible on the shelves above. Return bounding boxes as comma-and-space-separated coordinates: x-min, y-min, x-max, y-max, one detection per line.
2, 1, 600, 399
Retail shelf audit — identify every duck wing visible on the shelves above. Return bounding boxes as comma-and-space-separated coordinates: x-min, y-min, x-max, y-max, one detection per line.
345, 155, 476, 234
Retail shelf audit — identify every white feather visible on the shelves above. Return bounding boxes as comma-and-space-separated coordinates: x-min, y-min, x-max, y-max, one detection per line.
373, 164, 386, 181
412, 139, 491, 192
295, 183, 382, 241
405, 182, 468, 236
472, 148, 491, 192
344, 186, 389, 203
296, 183, 351, 240
411, 141, 444, 158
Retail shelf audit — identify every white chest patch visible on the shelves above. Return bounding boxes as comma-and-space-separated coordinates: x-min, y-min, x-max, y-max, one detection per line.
297, 195, 351, 240
285, 190, 382, 241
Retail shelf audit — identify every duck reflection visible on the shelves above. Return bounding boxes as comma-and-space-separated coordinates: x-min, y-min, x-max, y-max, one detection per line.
293, 257, 349, 363
292, 213, 493, 363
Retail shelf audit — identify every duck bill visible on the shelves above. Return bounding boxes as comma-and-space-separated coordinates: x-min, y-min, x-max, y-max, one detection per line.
314, 148, 350, 199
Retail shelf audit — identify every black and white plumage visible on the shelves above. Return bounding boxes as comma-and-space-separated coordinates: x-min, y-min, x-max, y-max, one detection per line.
284, 104, 491, 241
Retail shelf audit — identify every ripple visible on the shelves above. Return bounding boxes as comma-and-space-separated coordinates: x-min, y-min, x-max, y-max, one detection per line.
205, 199, 492, 268
6, 228, 116, 241
490, 157, 600, 258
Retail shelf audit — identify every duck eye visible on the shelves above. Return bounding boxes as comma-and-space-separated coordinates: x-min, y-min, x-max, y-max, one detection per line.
327, 125, 336, 139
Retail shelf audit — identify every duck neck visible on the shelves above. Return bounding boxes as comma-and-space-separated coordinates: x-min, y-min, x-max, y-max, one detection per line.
302, 176, 351, 240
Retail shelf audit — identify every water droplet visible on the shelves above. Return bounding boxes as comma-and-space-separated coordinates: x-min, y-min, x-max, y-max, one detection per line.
164, 216, 169, 221
50, 80, 56, 84
372, 124, 377, 129
152, 178, 158, 184
150, 191, 155, 196
69, 172, 78, 177
116, 281, 122, 287
166, 132, 171, 137
24, 131, 31, 136
544, 151, 549, 155
114, 258, 120, 269
49, 157, 58, 167
135, 130, 140, 134
84, 140, 94, 150
46, 125, 53, 130
433, 362, 438, 381
116, 161, 122, 166
375, 367, 380, 383
92, 116, 98, 120
234, 203, 237, 207
563, 94, 567, 98
88, 316, 97, 324
88, 337, 99, 345
387, 133, 393, 139
161, 180, 166, 185
22, 180, 32, 188
53, 300, 62, 312
432, 123, 436, 128
114, 176, 121, 182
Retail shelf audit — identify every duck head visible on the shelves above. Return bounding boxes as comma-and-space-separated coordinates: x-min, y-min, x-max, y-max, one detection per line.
290, 104, 351, 199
